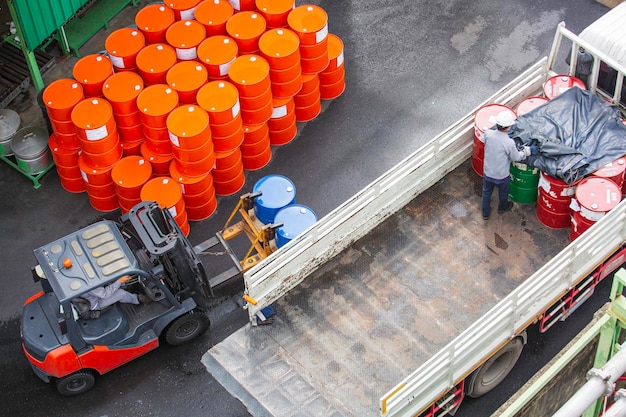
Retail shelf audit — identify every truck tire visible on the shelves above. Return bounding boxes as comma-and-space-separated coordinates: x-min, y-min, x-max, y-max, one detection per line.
55, 370, 95, 396
465, 336, 524, 398
165, 311, 210, 346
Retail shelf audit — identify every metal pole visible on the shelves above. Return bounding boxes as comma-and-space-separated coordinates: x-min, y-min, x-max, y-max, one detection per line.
6, 0, 45, 92
553, 343, 626, 417
601, 390, 626, 417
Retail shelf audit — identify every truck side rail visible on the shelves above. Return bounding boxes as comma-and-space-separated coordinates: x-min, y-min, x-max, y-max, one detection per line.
243, 57, 549, 320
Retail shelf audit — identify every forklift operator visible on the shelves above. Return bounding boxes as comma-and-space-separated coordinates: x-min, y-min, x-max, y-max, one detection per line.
83, 275, 151, 311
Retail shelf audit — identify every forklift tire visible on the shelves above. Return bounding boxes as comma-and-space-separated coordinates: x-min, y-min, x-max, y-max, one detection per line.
55, 370, 96, 396
165, 311, 210, 346
465, 336, 524, 398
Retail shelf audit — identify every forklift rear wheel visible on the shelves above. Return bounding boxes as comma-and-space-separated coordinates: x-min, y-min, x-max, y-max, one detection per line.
55, 370, 96, 396
165, 311, 211, 345
465, 336, 524, 398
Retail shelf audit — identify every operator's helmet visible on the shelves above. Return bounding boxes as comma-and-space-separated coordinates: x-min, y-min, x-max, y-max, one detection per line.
495, 111, 516, 128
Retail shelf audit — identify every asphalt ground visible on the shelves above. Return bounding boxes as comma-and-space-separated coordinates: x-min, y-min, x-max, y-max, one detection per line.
0, 0, 614, 416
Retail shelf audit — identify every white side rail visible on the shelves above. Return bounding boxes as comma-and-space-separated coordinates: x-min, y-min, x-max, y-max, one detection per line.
243, 58, 549, 321
381, 199, 626, 417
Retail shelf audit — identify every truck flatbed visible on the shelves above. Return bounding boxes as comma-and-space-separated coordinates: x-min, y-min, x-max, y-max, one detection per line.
203, 159, 569, 417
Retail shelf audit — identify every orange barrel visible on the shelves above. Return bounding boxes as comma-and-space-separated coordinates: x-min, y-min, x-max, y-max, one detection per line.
239, 87, 273, 125
166, 19, 206, 61
591, 157, 625, 189
43, 79, 84, 122
230, 0, 256, 12
52, 131, 80, 150
171, 151, 216, 177
118, 195, 142, 213
319, 33, 345, 100
300, 42, 329, 74
536, 172, 578, 229
49, 117, 76, 135
141, 141, 175, 176
49, 133, 85, 193
299, 73, 319, 95
472, 104, 515, 177
58, 173, 86, 193
166, 0, 201, 20
167, 105, 211, 149
269, 97, 297, 145
543, 75, 586, 100
136, 44, 178, 86
141, 176, 187, 221
111, 155, 153, 199
214, 147, 242, 177
197, 36, 238, 80
143, 125, 173, 155
170, 166, 217, 221
516, 96, 548, 117
256, 0, 295, 28
194, 0, 233, 36
117, 123, 145, 143
81, 138, 123, 169
72, 54, 114, 98
48, 133, 80, 167
186, 192, 218, 221
197, 81, 241, 125
288, 5, 329, 74
242, 122, 270, 154
169, 161, 214, 195
76, 129, 119, 155
166, 61, 208, 104
226, 11, 266, 55
78, 154, 115, 186
121, 139, 144, 156
259, 28, 301, 70
294, 79, 321, 122
210, 116, 243, 137
242, 141, 271, 170
105, 28, 145, 71
214, 167, 245, 195
85, 183, 120, 212
137, 84, 179, 128
113, 111, 142, 128
171, 138, 214, 162
102, 71, 144, 115
71, 98, 117, 142
228, 54, 272, 98
570, 177, 622, 241
212, 125, 244, 153
135, 3, 176, 44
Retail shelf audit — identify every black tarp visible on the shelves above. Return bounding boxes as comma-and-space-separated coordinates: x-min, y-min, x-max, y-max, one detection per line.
509, 87, 626, 184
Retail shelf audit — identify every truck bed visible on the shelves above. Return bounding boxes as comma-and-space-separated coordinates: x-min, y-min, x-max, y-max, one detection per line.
203, 159, 569, 416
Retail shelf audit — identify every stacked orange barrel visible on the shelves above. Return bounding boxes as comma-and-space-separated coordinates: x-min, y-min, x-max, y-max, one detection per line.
255, 0, 295, 29
43, 79, 84, 192
135, 3, 175, 44
196, 80, 245, 196
102, 71, 145, 156
231, 0, 257, 12
167, 61, 208, 104
141, 176, 191, 236
167, 0, 202, 20
72, 54, 114, 98
136, 43, 178, 86
166, 19, 206, 61
197, 35, 239, 81
105, 28, 145, 73
111, 155, 153, 213
228, 55, 273, 170
226, 11, 266, 55
194, 0, 234, 37
268, 97, 297, 145
319, 33, 345, 100
72, 98, 122, 211
288, 5, 328, 122
137, 85, 179, 176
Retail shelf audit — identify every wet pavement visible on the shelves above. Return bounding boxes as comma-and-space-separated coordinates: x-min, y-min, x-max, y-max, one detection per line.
0, 0, 613, 416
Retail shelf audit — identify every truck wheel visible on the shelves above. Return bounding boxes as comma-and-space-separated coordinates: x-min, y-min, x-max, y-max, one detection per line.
165, 311, 210, 346
465, 336, 524, 398
55, 370, 95, 396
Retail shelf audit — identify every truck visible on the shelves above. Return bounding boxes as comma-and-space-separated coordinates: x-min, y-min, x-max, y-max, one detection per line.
202, 7, 626, 417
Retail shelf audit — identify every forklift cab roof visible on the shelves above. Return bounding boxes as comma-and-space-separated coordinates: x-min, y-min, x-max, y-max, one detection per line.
33, 220, 140, 303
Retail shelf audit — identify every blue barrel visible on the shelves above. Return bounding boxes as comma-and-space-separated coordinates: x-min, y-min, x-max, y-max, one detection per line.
274, 204, 318, 248
253, 174, 296, 224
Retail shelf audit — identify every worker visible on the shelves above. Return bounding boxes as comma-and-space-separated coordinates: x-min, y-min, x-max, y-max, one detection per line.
83, 275, 151, 312
481, 111, 536, 220
565, 46, 593, 89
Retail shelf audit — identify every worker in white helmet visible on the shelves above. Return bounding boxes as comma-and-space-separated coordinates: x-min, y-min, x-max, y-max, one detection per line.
481, 111, 536, 220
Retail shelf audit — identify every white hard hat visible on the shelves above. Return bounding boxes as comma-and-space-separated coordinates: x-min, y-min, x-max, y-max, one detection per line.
495, 111, 516, 127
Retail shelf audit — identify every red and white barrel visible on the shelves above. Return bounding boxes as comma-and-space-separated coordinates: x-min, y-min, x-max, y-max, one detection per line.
536, 172, 578, 229
515, 96, 548, 117
472, 104, 515, 177
570, 177, 622, 241
543, 75, 586, 100
591, 157, 625, 189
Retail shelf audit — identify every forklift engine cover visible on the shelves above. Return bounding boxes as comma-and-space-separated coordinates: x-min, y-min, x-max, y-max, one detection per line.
20, 201, 212, 396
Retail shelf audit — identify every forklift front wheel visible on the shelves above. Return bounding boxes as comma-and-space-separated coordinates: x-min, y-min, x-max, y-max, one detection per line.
165, 312, 211, 346
55, 370, 96, 396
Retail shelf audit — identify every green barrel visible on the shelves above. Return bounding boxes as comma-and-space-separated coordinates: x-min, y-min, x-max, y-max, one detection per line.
509, 162, 539, 204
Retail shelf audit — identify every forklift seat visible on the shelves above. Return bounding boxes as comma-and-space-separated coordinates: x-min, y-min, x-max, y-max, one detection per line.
77, 303, 129, 345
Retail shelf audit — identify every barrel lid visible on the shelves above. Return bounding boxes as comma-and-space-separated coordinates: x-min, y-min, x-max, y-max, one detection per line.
137, 84, 179, 117
166, 61, 208, 92
198, 36, 238, 65
543, 75, 586, 100
516, 96, 548, 117
473, 104, 514, 133
111, 155, 152, 188
136, 43, 178, 73
135, 3, 175, 31
592, 158, 626, 178
575, 177, 622, 212
195, 0, 233, 26
105, 28, 145, 58
259, 28, 300, 58
197, 81, 239, 112
275, 204, 317, 240
228, 55, 270, 86
10, 127, 49, 157
0, 109, 21, 141
327, 33, 344, 60
140, 177, 182, 209
103, 71, 144, 103
253, 174, 296, 209
288, 5, 328, 34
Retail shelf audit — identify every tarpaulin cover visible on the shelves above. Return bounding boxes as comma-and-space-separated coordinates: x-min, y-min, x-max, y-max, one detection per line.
509, 87, 626, 184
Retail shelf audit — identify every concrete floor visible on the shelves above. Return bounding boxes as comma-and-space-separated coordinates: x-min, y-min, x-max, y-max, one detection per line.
0, 0, 614, 416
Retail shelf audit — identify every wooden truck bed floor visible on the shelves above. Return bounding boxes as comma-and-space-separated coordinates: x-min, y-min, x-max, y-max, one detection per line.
202, 159, 569, 417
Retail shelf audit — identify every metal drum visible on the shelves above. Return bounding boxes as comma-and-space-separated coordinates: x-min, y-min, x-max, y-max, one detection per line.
10, 127, 52, 174
509, 162, 539, 204
253, 174, 296, 224
0, 109, 21, 156
274, 204, 318, 248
